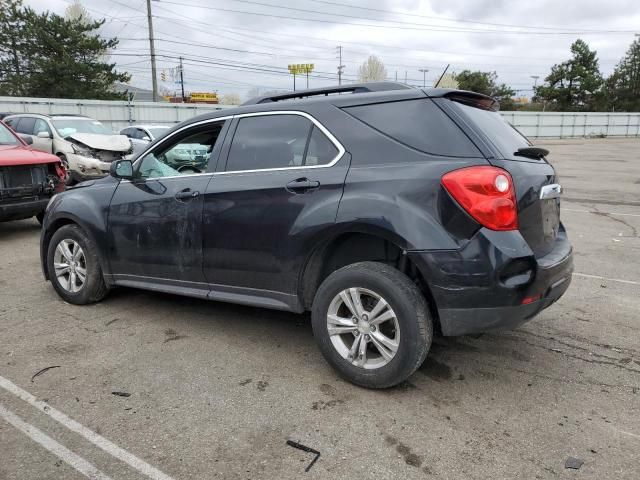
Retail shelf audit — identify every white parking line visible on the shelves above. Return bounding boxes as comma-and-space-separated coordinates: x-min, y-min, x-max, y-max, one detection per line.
0, 375, 175, 480
0, 402, 113, 480
564, 208, 640, 218
573, 272, 640, 286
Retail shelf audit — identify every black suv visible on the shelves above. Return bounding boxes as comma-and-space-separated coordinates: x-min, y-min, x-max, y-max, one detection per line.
41, 83, 572, 388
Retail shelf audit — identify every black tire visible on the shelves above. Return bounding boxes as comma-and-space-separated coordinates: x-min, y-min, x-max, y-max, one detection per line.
311, 261, 432, 389
46, 224, 109, 305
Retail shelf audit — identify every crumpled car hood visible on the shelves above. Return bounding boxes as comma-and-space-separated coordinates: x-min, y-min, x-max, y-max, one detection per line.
67, 133, 131, 152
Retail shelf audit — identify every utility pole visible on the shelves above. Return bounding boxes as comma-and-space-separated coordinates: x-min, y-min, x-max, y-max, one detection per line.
336, 46, 344, 85
146, 0, 158, 102
419, 68, 429, 87
179, 57, 185, 103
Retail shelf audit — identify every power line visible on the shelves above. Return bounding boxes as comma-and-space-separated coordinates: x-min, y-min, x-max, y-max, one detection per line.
157, 0, 637, 35
305, 0, 622, 33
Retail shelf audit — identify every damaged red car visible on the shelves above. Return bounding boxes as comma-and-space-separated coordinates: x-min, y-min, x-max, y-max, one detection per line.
0, 121, 66, 224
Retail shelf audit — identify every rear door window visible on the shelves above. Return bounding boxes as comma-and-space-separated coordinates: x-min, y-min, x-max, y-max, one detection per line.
344, 99, 480, 158
14, 117, 36, 135
226, 114, 339, 172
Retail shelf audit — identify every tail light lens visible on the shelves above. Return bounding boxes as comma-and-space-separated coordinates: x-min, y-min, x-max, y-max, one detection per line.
441, 166, 518, 231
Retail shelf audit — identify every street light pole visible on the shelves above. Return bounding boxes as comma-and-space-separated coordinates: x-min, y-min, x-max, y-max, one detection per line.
419, 68, 429, 87
531, 75, 539, 88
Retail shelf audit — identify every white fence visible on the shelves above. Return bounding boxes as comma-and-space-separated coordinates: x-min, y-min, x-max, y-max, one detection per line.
1, 96, 640, 138
500, 111, 640, 138
0, 96, 232, 131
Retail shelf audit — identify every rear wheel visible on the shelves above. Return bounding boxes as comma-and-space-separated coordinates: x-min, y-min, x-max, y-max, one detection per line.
311, 261, 432, 388
46, 224, 108, 304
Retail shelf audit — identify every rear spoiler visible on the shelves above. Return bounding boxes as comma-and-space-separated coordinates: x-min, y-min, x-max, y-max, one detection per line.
442, 91, 500, 112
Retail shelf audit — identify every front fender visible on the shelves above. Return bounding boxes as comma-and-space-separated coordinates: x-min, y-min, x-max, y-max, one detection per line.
41, 178, 118, 280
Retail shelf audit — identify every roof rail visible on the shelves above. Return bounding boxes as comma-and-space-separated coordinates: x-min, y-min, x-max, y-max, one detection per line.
243, 82, 412, 105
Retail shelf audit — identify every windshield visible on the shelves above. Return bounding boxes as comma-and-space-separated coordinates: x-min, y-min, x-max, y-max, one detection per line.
147, 127, 169, 139
453, 102, 531, 159
52, 118, 111, 138
0, 122, 19, 145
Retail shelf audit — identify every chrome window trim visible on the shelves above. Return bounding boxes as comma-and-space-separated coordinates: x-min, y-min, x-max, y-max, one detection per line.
216, 110, 345, 175
122, 110, 345, 182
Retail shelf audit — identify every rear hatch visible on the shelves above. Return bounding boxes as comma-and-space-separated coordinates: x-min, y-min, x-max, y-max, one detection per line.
447, 96, 561, 257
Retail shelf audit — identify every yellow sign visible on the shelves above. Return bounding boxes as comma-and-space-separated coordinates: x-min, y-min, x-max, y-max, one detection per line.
190, 92, 218, 101
288, 64, 314, 75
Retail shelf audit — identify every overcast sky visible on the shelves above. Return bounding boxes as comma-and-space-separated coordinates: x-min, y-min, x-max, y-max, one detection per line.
26, 0, 640, 99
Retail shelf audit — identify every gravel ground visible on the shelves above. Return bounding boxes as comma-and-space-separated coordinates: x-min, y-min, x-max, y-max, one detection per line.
0, 137, 638, 479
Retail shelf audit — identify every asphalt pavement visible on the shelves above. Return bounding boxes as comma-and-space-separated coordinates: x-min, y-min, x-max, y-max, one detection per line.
0, 137, 638, 479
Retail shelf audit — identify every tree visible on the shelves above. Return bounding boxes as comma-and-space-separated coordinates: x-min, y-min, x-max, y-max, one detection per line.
0, 0, 129, 99
0, 0, 30, 96
64, 0, 90, 24
358, 55, 387, 83
606, 38, 640, 112
454, 70, 516, 110
534, 39, 604, 111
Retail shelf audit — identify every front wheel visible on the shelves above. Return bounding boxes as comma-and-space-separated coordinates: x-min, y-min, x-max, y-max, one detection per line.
46, 224, 109, 304
311, 261, 432, 389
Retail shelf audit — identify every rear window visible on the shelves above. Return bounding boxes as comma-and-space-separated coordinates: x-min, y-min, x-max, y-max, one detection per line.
344, 99, 480, 158
453, 102, 530, 159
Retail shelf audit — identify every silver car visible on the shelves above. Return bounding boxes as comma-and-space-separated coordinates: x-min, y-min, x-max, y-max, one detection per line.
4, 114, 132, 184
120, 124, 170, 156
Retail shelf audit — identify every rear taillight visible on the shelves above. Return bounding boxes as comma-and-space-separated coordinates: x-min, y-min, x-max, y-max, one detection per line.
441, 166, 518, 231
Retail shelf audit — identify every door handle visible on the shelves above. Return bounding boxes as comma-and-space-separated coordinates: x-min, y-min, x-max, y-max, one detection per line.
286, 178, 320, 193
175, 189, 200, 200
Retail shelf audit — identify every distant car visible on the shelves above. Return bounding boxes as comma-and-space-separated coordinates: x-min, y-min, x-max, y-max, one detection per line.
0, 112, 16, 121
0, 121, 66, 224
120, 124, 170, 156
3, 114, 132, 184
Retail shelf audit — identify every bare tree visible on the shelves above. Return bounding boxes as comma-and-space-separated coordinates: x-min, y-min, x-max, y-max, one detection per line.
64, 1, 90, 24
358, 55, 387, 83
220, 93, 241, 105
64, 1, 110, 64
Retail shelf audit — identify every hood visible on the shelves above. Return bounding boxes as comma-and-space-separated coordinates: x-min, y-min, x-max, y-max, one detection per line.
67, 133, 131, 152
0, 144, 61, 166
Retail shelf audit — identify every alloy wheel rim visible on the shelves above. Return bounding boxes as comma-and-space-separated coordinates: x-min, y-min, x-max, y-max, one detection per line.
327, 287, 400, 370
53, 239, 87, 293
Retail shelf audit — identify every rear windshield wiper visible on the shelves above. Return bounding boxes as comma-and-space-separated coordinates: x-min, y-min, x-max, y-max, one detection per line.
514, 147, 549, 159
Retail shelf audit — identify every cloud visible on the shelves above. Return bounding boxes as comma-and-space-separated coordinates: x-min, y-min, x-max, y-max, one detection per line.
23, 0, 640, 97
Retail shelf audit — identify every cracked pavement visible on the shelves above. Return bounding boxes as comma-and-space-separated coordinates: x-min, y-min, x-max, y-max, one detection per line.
0, 138, 639, 479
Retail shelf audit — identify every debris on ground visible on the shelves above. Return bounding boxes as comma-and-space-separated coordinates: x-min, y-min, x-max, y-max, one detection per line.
286, 439, 321, 472
30, 366, 61, 382
565, 457, 584, 470
111, 391, 131, 397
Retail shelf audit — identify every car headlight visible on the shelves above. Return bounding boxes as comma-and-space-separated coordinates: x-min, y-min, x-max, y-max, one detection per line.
71, 144, 96, 158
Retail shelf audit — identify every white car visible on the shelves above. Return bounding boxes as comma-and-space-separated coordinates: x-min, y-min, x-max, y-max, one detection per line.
120, 124, 170, 156
4, 114, 132, 184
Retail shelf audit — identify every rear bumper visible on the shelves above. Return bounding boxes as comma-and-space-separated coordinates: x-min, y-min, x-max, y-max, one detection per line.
0, 197, 50, 222
408, 226, 573, 336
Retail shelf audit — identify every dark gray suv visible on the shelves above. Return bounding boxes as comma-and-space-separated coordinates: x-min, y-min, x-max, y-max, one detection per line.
41, 83, 572, 388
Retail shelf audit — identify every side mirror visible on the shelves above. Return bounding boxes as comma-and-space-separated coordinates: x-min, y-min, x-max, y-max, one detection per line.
19, 134, 33, 145
110, 159, 134, 179
37, 131, 51, 139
